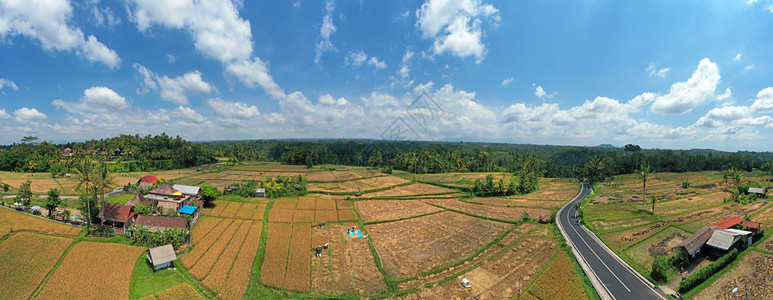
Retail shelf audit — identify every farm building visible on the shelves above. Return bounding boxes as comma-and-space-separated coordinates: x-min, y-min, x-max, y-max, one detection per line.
137, 175, 158, 189
710, 216, 762, 232
678, 226, 719, 258
706, 228, 753, 251
134, 215, 187, 232
145, 182, 194, 213
254, 188, 266, 197
748, 187, 767, 198
125, 193, 153, 207
147, 244, 177, 271
98, 203, 136, 234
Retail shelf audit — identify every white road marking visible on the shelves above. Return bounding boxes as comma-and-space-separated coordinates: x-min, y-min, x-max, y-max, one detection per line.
565, 188, 631, 293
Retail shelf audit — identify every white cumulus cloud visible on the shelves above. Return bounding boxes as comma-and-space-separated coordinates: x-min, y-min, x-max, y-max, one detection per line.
14, 107, 47, 123
416, 0, 499, 62
502, 77, 514, 86
53, 86, 128, 114
645, 62, 669, 77
751, 87, 773, 113
133, 64, 215, 105
0, 0, 120, 67
314, 0, 337, 64
127, 0, 285, 99
650, 58, 721, 115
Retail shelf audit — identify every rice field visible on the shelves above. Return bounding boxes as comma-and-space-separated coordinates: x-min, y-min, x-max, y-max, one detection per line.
38, 241, 145, 299
0, 233, 73, 299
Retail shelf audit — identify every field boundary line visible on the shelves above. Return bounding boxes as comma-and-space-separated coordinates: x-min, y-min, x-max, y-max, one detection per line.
201, 219, 248, 285
361, 209, 446, 225
29, 237, 79, 299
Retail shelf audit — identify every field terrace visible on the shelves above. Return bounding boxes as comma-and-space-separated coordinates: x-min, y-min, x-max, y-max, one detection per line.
584, 171, 773, 287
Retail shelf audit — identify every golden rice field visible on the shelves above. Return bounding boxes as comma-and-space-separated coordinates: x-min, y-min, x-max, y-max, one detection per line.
38, 241, 145, 299
0, 232, 73, 299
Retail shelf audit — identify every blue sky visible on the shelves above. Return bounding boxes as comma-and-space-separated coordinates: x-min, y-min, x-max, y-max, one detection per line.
1, 0, 773, 151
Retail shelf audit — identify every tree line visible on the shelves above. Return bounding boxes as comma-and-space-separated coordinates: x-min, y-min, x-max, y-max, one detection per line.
202, 140, 773, 178
0, 133, 217, 173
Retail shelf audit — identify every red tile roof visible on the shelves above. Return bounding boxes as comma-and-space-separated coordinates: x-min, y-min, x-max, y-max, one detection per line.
711, 217, 744, 229
99, 203, 135, 223
134, 215, 187, 230
741, 220, 761, 230
139, 176, 158, 184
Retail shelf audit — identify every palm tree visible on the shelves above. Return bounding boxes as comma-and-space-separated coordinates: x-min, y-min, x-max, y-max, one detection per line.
73, 156, 95, 227
95, 161, 116, 206
634, 164, 654, 210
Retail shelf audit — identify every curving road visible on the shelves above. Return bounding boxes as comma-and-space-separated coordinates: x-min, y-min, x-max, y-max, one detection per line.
557, 182, 665, 300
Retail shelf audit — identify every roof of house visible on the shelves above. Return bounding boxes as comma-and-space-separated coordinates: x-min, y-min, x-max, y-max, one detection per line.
125, 193, 153, 207
538, 214, 551, 221
135, 215, 187, 229
678, 226, 719, 256
741, 220, 762, 230
710, 216, 744, 229
706, 228, 752, 251
178, 205, 197, 215
255, 188, 266, 192
173, 184, 200, 195
148, 244, 177, 267
748, 187, 766, 194
139, 175, 158, 184
98, 203, 135, 223
150, 182, 179, 196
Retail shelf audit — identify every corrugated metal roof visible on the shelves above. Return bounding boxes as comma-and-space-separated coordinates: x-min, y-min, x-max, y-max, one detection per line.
706, 229, 751, 251
173, 184, 200, 195
748, 187, 766, 194
148, 244, 177, 267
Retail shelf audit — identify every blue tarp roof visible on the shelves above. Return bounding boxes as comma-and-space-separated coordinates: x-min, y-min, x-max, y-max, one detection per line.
178, 205, 197, 215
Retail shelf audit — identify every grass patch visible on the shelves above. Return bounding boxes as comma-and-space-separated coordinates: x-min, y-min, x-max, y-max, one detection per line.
129, 256, 211, 299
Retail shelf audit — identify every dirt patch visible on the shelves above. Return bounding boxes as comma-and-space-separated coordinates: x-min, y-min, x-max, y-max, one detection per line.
310, 223, 386, 295
648, 232, 688, 257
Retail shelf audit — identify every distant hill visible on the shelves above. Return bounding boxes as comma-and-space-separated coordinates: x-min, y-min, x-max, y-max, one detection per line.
690, 148, 721, 152
596, 144, 618, 148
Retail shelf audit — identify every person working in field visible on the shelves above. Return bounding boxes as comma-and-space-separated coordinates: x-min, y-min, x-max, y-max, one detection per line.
315, 246, 323, 257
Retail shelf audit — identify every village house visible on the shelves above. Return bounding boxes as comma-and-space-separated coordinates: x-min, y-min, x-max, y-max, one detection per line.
254, 188, 266, 197
60, 147, 73, 159
98, 203, 136, 234
125, 193, 154, 207
134, 215, 188, 232
137, 175, 158, 189
145, 182, 194, 213
147, 244, 177, 271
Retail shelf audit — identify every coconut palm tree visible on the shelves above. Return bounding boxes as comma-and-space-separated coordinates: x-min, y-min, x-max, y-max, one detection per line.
95, 161, 116, 206
634, 164, 654, 210
73, 156, 95, 227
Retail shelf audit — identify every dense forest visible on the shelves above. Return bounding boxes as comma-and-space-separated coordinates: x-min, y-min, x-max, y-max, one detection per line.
0, 134, 216, 173
203, 139, 773, 179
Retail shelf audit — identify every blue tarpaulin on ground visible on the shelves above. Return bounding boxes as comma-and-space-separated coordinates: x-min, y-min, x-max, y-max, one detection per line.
178, 205, 197, 215
347, 229, 365, 238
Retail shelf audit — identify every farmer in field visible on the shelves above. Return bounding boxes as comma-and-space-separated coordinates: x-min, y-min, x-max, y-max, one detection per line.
315, 246, 323, 257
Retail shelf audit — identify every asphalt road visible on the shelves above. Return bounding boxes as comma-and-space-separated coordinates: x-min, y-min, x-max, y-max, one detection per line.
557, 182, 665, 300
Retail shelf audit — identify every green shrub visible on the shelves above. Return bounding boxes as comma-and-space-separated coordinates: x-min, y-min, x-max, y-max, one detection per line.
679, 248, 739, 292
651, 256, 669, 282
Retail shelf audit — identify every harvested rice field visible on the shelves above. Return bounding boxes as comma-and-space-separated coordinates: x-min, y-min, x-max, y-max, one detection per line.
355, 199, 444, 222
366, 211, 512, 280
